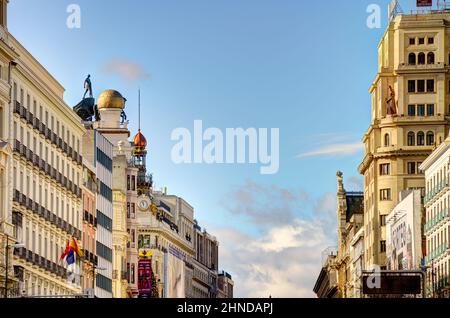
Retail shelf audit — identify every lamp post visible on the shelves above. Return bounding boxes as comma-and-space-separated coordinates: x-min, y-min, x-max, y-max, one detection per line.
3, 235, 25, 298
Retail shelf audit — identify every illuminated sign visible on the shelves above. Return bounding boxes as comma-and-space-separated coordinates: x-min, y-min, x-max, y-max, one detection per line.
417, 0, 432, 7
139, 249, 153, 258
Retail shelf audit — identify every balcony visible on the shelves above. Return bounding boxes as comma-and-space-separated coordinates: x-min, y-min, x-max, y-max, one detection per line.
33, 117, 40, 130
425, 209, 450, 233
13, 101, 21, 114
397, 62, 445, 73
26, 112, 34, 124
20, 107, 27, 120
424, 179, 449, 205
51, 133, 57, 145
38, 122, 45, 135
426, 243, 449, 265
32, 154, 39, 167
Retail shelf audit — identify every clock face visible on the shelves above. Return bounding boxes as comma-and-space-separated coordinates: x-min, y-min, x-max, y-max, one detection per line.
139, 200, 149, 210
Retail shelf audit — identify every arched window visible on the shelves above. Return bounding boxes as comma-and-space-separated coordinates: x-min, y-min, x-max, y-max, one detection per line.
384, 133, 390, 147
427, 52, 435, 65
418, 52, 426, 65
427, 131, 435, 146
417, 132, 425, 146
407, 132, 415, 146
408, 53, 416, 65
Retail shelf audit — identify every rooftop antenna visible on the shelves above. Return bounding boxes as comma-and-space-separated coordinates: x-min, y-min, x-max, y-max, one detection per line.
438, 0, 450, 10
388, 0, 403, 22
138, 89, 141, 131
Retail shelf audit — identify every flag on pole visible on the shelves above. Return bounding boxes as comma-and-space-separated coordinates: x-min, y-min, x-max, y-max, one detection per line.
70, 237, 84, 257
60, 241, 70, 260
60, 237, 84, 265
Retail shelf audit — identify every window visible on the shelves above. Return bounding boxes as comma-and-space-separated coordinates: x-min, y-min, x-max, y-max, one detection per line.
418, 52, 426, 65
380, 241, 387, 253
417, 80, 425, 93
426, 131, 435, 146
408, 53, 416, 65
99, 182, 112, 202
96, 241, 113, 262
417, 104, 425, 116
96, 274, 112, 293
131, 264, 135, 284
427, 52, 435, 64
417, 132, 425, 146
419, 38, 425, 45
408, 105, 416, 116
427, 79, 434, 92
127, 175, 131, 191
380, 215, 387, 227
427, 104, 435, 116
409, 38, 415, 45
127, 203, 131, 218
408, 162, 416, 175
380, 189, 392, 201
428, 37, 434, 44
131, 176, 136, 191
384, 133, 390, 147
97, 210, 113, 232
380, 164, 390, 176
408, 80, 416, 93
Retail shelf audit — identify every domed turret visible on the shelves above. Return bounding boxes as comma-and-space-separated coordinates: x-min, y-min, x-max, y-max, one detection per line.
97, 89, 125, 110
133, 129, 148, 152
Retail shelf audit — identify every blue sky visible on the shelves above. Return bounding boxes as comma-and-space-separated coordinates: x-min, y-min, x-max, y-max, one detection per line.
8, 0, 416, 297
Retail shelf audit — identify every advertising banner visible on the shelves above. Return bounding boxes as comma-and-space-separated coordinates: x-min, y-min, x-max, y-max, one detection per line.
167, 253, 185, 298
417, 0, 432, 7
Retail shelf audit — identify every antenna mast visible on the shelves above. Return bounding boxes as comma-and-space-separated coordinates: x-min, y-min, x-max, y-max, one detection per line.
138, 89, 141, 131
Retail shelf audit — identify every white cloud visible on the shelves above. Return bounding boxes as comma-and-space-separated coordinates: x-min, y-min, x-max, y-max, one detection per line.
214, 182, 338, 298
297, 142, 363, 159
211, 218, 334, 298
101, 58, 150, 82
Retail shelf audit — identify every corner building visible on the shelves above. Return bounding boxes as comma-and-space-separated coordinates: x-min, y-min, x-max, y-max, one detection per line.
359, 12, 450, 269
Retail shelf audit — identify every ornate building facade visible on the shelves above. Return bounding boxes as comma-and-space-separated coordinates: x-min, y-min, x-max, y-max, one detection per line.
8, 29, 85, 297
334, 172, 364, 298
420, 139, 450, 297
358, 12, 450, 270
192, 220, 219, 298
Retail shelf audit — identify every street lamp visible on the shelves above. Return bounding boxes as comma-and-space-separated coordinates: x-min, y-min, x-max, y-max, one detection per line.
4, 235, 25, 298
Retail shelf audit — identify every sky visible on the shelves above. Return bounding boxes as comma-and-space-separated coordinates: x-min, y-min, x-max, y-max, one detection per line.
7, 0, 420, 298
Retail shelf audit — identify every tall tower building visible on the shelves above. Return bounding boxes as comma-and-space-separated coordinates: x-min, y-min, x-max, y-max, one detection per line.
94, 89, 139, 297
81, 129, 114, 298
359, 12, 450, 269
